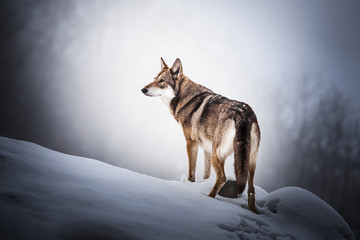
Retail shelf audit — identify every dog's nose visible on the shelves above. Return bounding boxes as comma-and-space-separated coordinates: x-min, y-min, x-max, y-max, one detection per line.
141, 88, 148, 94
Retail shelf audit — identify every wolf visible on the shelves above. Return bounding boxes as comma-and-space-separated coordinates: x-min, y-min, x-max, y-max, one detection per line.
141, 58, 260, 212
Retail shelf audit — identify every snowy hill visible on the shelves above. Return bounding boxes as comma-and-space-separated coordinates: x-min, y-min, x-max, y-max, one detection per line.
0, 137, 354, 240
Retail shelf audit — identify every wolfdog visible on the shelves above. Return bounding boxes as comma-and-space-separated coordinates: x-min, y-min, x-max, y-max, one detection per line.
141, 58, 260, 212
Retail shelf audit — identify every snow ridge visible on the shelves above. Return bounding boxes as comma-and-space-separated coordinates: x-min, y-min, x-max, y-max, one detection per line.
0, 137, 354, 240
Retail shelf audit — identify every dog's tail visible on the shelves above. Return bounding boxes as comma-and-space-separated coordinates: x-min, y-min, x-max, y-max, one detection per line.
233, 119, 251, 195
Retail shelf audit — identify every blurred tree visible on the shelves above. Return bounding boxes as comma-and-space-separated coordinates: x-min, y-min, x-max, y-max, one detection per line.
276, 76, 360, 237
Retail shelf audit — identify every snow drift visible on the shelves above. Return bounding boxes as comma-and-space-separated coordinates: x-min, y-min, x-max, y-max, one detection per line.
0, 137, 354, 240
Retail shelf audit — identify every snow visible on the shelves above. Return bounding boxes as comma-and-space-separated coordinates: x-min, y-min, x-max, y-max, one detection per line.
0, 136, 354, 240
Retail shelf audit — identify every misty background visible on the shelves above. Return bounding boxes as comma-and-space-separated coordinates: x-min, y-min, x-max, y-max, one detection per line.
1, 0, 359, 237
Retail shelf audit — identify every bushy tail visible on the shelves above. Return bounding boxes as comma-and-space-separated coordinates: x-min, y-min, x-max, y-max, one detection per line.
234, 120, 251, 195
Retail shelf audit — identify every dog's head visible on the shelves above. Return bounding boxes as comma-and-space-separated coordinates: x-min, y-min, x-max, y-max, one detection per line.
141, 58, 183, 104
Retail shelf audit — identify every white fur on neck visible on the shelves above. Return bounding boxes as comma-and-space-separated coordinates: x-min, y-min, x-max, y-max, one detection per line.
160, 86, 175, 107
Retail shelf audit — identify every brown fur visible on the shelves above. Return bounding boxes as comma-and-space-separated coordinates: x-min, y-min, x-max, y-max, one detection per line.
142, 58, 260, 213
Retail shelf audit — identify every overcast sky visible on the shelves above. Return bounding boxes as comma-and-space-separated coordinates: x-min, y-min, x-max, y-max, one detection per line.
1, 0, 359, 187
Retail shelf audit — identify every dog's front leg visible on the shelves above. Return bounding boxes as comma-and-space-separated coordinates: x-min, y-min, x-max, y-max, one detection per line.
203, 151, 211, 179
186, 140, 199, 182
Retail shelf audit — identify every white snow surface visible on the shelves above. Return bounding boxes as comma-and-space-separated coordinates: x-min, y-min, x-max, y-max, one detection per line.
0, 137, 354, 240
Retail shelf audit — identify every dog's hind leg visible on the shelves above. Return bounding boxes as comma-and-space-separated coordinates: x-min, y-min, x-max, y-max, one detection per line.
248, 162, 257, 213
208, 152, 226, 198
247, 123, 260, 213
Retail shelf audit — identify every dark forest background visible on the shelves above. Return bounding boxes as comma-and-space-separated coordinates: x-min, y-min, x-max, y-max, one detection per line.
270, 77, 360, 237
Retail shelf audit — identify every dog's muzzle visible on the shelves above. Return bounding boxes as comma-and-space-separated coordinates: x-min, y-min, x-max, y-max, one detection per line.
141, 88, 148, 94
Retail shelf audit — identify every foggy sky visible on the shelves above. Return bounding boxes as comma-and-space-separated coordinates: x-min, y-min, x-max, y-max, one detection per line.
1, 0, 360, 186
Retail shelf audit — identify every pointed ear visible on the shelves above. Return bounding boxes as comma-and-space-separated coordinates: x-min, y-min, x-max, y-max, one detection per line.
160, 57, 169, 69
171, 58, 183, 76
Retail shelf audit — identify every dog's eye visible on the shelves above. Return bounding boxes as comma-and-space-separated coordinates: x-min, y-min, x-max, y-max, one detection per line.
159, 79, 165, 83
